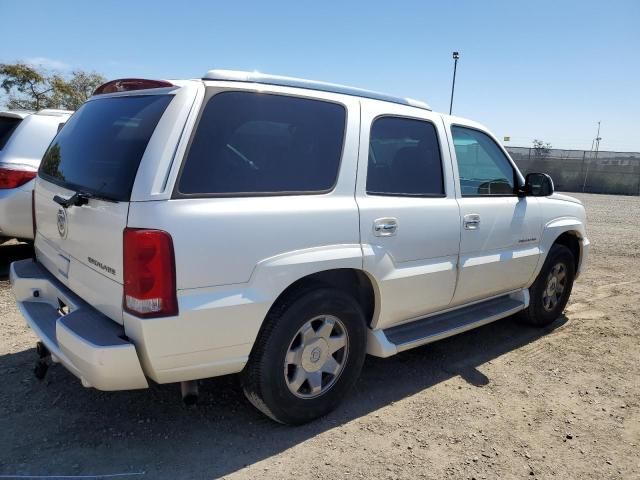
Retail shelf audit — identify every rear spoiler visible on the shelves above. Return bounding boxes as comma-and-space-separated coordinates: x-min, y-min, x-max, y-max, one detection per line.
93, 79, 174, 95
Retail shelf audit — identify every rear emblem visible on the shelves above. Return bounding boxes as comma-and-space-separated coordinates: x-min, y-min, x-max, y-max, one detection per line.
56, 208, 68, 238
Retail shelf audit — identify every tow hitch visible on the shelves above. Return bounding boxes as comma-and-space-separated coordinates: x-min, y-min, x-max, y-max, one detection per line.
34, 341, 51, 380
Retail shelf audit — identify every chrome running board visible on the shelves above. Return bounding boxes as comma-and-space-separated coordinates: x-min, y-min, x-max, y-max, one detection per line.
366, 290, 528, 358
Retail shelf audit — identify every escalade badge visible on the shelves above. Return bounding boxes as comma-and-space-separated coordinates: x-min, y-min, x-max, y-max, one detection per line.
56, 208, 68, 238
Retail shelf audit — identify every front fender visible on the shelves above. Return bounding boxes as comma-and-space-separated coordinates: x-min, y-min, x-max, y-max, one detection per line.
529, 217, 588, 283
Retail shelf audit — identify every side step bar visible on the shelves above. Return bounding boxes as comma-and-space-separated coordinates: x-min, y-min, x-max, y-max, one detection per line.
367, 291, 528, 358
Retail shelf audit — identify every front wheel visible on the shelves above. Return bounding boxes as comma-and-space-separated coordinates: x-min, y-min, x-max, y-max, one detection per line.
520, 244, 576, 327
241, 288, 367, 425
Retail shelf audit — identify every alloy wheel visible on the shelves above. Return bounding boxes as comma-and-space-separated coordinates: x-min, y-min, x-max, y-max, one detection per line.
284, 315, 349, 399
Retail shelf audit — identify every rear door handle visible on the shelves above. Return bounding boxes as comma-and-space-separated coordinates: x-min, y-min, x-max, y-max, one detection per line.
373, 218, 398, 237
463, 214, 481, 230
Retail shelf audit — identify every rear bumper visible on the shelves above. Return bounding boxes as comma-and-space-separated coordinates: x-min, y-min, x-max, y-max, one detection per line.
10, 259, 148, 390
0, 182, 33, 240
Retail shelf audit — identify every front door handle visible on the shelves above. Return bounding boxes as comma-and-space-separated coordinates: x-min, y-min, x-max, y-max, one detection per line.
463, 214, 481, 230
373, 218, 398, 237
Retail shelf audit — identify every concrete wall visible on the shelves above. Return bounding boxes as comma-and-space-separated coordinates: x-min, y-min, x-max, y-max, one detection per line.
506, 147, 640, 196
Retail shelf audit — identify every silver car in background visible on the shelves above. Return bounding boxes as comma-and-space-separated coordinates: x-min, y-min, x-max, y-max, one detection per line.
0, 109, 72, 241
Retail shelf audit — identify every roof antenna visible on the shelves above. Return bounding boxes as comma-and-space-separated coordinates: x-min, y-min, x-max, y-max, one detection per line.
449, 51, 460, 115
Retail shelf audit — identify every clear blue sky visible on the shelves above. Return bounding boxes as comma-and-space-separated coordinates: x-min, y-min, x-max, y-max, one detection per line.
3, 0, 639, 151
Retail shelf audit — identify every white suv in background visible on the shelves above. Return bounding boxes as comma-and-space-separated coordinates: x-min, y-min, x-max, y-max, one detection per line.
10, 71, 588, 424
0, 109, 72, 241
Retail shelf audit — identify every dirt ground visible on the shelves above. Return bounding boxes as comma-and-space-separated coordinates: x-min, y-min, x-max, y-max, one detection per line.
0, 192, 638, 480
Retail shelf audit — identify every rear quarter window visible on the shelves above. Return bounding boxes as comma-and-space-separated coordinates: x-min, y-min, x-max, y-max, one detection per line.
176, 91, 346, 196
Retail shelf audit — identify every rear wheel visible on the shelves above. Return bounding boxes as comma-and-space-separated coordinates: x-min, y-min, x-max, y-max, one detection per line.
241, 288, 367, 425
520, 244, 575, 327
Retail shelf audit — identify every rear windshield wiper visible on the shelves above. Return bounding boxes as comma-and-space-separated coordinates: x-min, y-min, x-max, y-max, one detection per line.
53, 190, 118, 209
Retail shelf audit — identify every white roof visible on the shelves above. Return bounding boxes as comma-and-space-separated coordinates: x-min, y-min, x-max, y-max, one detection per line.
203, 69, 431, 111
0, 108, 73, 119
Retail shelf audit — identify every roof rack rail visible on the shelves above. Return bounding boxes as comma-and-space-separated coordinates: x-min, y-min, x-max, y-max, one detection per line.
203, 69, 431, 111
37, 109, 74, 116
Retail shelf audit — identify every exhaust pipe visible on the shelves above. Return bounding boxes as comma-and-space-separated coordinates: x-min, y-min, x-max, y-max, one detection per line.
34, 341, 51, 380
36, 341, 50, 358
181, 381, 199, 406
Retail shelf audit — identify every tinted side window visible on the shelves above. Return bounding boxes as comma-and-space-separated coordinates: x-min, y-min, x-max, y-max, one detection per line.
178, 92, 346, 195
367, 117, 444, 196
451, 126, 516, 196
0, 117, 22, 150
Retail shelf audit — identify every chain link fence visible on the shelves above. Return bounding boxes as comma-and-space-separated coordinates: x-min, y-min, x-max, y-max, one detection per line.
506, 146, 640, 196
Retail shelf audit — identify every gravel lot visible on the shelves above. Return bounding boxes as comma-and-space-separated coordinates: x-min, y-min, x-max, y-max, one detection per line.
0, 192, 638, 479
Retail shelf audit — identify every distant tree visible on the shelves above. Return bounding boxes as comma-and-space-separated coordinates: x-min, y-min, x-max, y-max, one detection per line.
532, 139, 552, 158
52, 71, 106, 110
0, 63, 52, 110
0, 62, 105, 111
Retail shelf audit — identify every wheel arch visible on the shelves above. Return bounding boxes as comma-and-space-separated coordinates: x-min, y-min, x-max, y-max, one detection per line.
530, 217, 587, 283
264, 268, 378, 328
248, 245, 382, 328
552, 230, 582, 271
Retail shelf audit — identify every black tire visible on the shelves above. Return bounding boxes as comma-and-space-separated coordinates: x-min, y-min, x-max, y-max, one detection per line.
520, 244, 575, 327
241, 287, 367, 425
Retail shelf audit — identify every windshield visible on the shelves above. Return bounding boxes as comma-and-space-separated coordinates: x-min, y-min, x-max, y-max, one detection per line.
0, 116, 22, 150
39, 94, 172, 201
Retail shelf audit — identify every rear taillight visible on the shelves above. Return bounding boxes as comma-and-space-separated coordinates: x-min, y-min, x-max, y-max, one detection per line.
0, 166, 37, 189
123, 228, 178, 318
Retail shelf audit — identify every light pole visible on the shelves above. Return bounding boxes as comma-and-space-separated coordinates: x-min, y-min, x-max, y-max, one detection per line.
583, 121, 602, 192
594, 121, 602, 159
449, 51, 460, 115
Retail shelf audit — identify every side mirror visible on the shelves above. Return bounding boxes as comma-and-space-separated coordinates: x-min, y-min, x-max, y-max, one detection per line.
524, 172, 554, 196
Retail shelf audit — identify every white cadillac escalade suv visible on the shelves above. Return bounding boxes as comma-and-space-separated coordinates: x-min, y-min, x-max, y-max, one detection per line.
10, 70, 588, 424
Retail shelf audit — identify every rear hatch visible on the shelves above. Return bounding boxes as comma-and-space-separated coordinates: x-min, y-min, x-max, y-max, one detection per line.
34, 92, 174, 324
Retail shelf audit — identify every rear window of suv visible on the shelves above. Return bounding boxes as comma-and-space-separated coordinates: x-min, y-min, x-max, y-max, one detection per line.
177, 91, 346, 196
40, 94, 172, 201
0, 116, 22, 150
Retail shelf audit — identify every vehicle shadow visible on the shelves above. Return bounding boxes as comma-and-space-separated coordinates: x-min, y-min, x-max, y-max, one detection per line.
0, 241, 33, 280
0, 306, 568, 479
